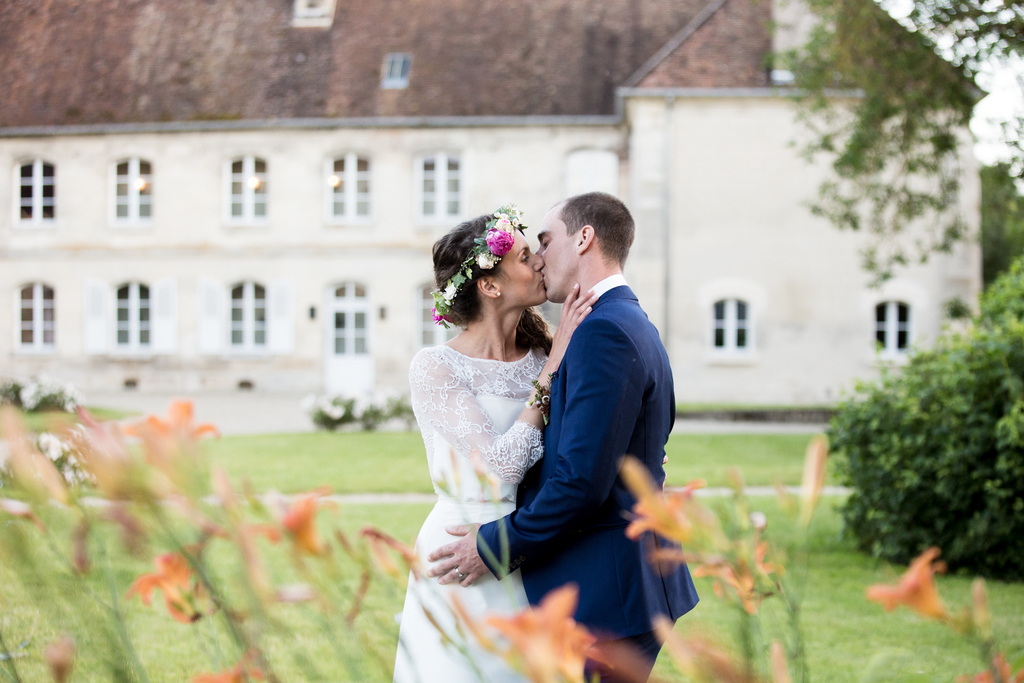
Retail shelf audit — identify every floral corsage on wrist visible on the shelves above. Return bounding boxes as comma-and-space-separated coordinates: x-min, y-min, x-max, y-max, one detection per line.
528, 374, 553, 425
431, 204, 527, 329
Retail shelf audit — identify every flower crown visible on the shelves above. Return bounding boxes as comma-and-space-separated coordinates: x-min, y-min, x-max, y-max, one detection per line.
431, 204, 527, 328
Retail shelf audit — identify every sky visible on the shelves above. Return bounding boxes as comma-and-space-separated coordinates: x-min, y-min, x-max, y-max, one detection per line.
971, 55, 1024, 167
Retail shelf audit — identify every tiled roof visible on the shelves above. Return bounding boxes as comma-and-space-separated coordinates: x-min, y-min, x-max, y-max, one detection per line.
0, 0, 773, 127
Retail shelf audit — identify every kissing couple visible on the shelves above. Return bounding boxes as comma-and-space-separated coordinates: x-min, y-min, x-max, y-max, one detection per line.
394, 192, 699, 683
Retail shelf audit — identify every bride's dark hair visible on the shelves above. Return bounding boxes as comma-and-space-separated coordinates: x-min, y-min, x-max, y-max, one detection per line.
432, 215, 553, 355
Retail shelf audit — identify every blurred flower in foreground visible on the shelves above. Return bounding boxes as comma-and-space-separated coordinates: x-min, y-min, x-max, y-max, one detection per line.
127, 551, 212, 623
361, 527, 421, 580
866, 547, 949, 620
654, 616, 755, 683
0, 406, 69, 504
957, 653, 1024, 683
620, 456, 714, 547
280, 489, 332, 557
44, 634, 76, 683
770, 641, 791, 683
123, 400, 218, 495
0, 497, 46, 531
192, 650, 264, 683
799, 436, 828, 527
486, 584, 597, 683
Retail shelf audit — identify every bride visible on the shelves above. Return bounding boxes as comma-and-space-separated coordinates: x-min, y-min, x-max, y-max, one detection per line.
394, 206, 597, 683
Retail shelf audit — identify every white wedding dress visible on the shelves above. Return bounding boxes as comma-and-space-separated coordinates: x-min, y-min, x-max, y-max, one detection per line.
394, 345, 548, 683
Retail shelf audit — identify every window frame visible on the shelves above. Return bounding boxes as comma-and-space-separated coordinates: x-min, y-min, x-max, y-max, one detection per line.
16, 282, 56, 354
225, 156, 269, 226
710, 298, 754, 355
381, 53, 412, 89
418, 284, 458, 348
16, 159, 56, 228
325, 154, 373, 224
414, 152, 464, 225
331, 283, 372, 357
114, 282, 152, 354
875, 300, 912, 357
110, 157, 154, 226
229, 281, 269, 354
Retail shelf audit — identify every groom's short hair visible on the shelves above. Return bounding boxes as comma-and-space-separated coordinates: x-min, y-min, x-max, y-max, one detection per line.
558, 192, 635, 266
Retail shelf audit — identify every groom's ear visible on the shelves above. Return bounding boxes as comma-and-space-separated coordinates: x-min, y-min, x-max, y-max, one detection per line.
576, 225, 597, 255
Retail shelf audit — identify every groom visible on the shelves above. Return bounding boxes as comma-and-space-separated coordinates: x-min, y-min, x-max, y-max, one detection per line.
427, 192, 698, 681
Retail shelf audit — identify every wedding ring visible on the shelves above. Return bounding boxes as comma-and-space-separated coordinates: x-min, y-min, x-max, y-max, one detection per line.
456, 568, 467, 579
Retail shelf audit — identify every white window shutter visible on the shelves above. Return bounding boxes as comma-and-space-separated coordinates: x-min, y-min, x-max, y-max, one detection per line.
268, 278, 295, 355
83, 278, 110, 354
198, 277, 227, 355
151, 277, 178, 354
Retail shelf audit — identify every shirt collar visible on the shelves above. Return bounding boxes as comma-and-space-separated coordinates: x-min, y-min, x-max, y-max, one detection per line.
590, 273, 628, 299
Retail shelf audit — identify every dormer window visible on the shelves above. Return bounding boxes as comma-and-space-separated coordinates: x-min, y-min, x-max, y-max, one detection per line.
291, 0, 336, 27
381, 53, 412, 89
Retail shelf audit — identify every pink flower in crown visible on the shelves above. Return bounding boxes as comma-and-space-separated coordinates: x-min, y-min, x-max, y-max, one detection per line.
431, 307, 449, 324
486, 228, 515, 256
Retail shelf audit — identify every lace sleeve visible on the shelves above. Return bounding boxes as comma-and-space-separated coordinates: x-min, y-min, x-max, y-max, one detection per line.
409, 350, 544, 484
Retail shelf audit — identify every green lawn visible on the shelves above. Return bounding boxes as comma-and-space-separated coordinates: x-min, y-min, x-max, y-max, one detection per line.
203, 431, 825, 494
2, 500, 1021, 683
19, 406, 136, 434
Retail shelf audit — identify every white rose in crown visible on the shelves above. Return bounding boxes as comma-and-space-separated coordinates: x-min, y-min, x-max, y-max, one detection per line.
477, 253, 497, 269
443, 284, 457, 301
493, 217, 513, 233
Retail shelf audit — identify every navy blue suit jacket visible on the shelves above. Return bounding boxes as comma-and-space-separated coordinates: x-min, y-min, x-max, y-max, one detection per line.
478, 286, 699, 639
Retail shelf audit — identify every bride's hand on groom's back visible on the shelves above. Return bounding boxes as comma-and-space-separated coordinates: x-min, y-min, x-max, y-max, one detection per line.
548, 284, 599, 369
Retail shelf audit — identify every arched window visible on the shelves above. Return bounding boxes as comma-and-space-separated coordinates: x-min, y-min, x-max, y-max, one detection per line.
875, 301, 911, 355
228, 156, 268, 222
331, 283, 370, 355
230, 282, 267, 350
416, 153, 461, 222
713, 299, 751, 352
19, 283, 55, 351
327, 154, 371, 221
419, 285, 457, 347
116, 283, 151, 350
18, 160, 55, 224
113, 158, 152, 222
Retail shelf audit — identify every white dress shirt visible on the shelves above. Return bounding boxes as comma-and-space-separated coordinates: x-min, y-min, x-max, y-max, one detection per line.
590, 273, 629, 298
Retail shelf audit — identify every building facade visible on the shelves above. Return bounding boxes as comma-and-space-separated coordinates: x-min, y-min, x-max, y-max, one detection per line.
0, 0, 981, 404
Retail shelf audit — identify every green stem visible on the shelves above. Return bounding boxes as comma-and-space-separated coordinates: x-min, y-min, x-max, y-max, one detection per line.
0, 628, 25, 683
100, 539, 153, 683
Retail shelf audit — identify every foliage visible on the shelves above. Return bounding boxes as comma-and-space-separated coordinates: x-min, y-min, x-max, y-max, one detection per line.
981, 163, 1024, 286
0, 375, 82, 412
829, 257, 1024, 579
788, 0, 978, 283
301, 394, 415, 432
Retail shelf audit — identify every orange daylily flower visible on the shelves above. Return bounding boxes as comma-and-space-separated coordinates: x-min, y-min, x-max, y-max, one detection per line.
693, 561, 761, 615
127, 552, 210, 623
620, 456, 712, 546
281, 490, 331, 557
361, 527, 421, 579
193, 651, 265, 683
123, 400, 218, 493
486, 584, 597, 683
123, 399, 219, 444
957, 653, 1024, 683
866, 547, 949, 620
799, 436, 828, 526
654, 616, 755, 683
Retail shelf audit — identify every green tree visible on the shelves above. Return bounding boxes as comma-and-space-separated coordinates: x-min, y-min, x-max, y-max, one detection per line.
788, 0, 1023, 283
981, 162, 1024, 286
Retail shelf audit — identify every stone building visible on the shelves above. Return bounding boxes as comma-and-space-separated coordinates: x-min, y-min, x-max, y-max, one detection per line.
0, 0, 981, 404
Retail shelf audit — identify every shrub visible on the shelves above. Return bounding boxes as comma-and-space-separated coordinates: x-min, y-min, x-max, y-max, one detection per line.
830, 260, 1024, 580
0, 375, 82, 412
301, 393, 414, 431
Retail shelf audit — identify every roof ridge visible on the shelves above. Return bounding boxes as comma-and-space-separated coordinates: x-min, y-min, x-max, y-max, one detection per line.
620, 0, 732, 89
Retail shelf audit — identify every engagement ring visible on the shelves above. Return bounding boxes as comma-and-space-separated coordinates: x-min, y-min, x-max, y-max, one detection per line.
456, 569, 467, 580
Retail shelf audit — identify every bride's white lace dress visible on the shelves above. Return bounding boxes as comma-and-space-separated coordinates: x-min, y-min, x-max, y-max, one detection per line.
394, 345, 547, 683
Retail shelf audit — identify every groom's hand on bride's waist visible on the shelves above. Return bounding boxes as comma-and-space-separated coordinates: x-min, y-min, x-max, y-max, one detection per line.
427, 524, 488, 587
